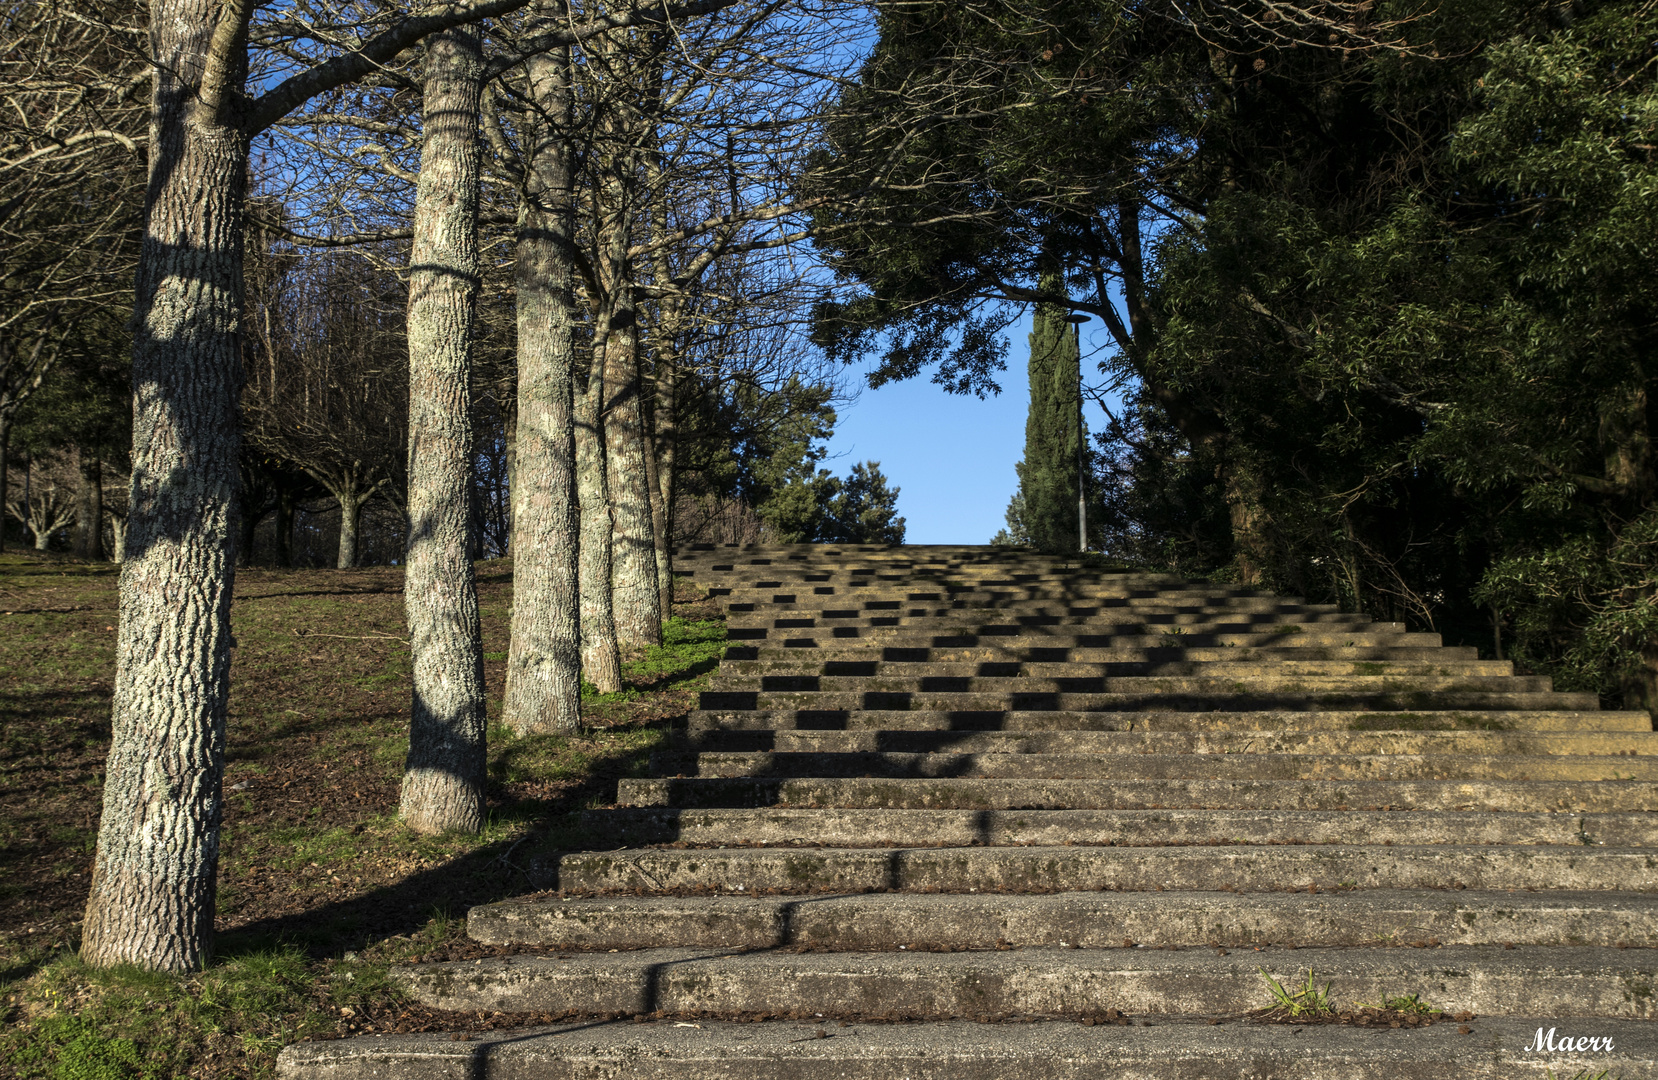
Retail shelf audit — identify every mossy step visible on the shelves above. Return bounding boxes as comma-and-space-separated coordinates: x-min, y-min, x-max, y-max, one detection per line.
556, 844, 1658, 895
468, 889, 1658, 951
616, 775, 1658, 813
571, 807, 1658, 849
277, 1018, 1658, 1080
652, 750, 1658, 783
391, 945, 1658, 1020
687, 708, 1646, 733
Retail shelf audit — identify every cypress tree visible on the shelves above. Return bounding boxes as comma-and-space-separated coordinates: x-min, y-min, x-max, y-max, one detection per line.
1017, 270, 1083, 553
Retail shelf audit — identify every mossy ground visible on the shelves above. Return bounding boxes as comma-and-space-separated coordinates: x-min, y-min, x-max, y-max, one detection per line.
0, 551, 722, 1079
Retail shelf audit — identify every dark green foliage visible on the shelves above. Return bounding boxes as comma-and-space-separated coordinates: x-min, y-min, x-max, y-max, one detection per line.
814, 0, 1658, 709
824, 462, 906, 544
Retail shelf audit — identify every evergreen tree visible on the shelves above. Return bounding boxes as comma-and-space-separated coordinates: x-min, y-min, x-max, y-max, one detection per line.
1018, 271, 1083, 553
825, 462, 906, 544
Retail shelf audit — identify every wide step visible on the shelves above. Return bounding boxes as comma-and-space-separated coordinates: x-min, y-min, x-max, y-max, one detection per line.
278, 1018, 1658, 1080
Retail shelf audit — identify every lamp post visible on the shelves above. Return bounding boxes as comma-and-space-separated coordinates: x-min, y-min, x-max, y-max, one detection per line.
1064, 313, 1091, 553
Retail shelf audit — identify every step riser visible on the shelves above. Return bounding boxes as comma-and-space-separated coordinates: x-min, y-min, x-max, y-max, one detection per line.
395, 949, 1658, 1020
654, 751, 1658, 783
471, 892, 1658, 951
722, 661, 1513, 677
618, 778, 1658, 813
574, 808, 1658, 849
278, 1020, 1658, 1080
729, 630, 1442, 647
693, 730, 1658, 755
555, 846, 1658, 895
699, 692, 1599, 712
733, 647, 1481, 662
690, 710, 1653, 733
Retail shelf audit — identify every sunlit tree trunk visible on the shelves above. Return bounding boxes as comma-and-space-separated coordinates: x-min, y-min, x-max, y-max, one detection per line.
399, 24, 489, 834
81, 0, 250, 973
576, 367, 623, 693
503, 18, 583, 734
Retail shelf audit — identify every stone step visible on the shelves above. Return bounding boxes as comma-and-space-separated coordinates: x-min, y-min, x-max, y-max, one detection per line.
391, 945, 1658, 1021
278, 1018, 1658, 1080
568, 807, 1658, 849
731, 644, 1482, 662
727, 609, 1380, 628
687, 728, 1658, 756
651, 750, 1658, 783
554, 843, 1658, 895
715, 589, 1331, 609
707, 674, 1539, 694
721, 659, 1512, 677
697, 690, 1600, 713
469, 889, 1658, 951
688, 708, 1652, 733
616, 776, 1658, 813
727, 626, 1441, 647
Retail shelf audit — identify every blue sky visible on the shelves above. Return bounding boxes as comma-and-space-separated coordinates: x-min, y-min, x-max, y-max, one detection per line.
824, 310, 1124, 544
823, 309, 1029, 545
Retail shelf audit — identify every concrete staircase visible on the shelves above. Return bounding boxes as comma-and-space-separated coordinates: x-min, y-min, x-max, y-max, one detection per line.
280, 544, 1658, 1079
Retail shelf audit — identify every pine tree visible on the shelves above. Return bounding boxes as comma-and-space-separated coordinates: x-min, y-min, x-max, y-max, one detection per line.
1018, 270, 1082, 553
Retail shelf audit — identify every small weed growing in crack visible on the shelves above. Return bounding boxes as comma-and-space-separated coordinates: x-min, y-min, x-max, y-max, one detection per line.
1257, 968, 1336, 1018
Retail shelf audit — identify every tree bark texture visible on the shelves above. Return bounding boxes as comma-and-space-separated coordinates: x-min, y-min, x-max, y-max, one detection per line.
576, 371, 623, 693
400, 25, 488, 835
74, 447, 104, 560
80, 0, 247, 972
335, 486, 368, 569
650, 357, 677, 618
503, 29, 583, 734
0, 414, 12, 552
597, 201, 661, 646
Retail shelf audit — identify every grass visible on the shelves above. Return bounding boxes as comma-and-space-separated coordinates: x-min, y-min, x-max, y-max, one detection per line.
1255, 968, 1336, 1019
0, 550, 723, 1079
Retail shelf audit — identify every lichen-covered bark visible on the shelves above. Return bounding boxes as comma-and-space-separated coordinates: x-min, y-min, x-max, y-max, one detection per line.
576, 369, 623, 693
596, 207, 661, 645
80, 0, 246, 972
503, 23, 582, 734
399, 25, 488, 835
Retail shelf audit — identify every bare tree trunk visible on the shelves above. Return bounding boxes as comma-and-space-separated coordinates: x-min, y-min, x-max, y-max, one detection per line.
336, 487, 367, 569
0, 414, 11, 552
400, 24, 488, 834
504, 25, 583, 734
597, 217, 661, 646
81, 0, 249, 973
275, 486, 295, 567
576, 371, 623, 693
639, 369, 672, 620
74, 446, 104, 560
654, 363, 678, 605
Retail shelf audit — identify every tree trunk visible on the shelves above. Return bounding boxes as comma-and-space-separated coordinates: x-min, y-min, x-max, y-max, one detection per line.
654, 366, 678, 614
576, 371, 623, 693
110, 514, 127, 564
81, 0, 248, 972
1224, 463, 1267, 588
597, 240, 662, 646
74, 447, 104, 561
275, 486, 295, 567
336, 487, 367, 569
0, 414, 9, 552
640, 356, 672, 622
400, 24, 488, 835
503, 24, 583, 734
